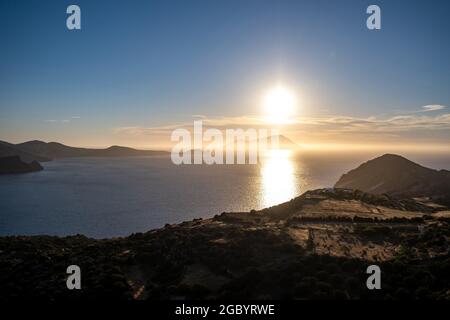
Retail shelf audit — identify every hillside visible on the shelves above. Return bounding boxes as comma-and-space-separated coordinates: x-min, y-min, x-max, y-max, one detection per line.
0, 188, 449, 300
0, 140, 50, 163
335, 154, 450, 202
0, 140, 169, 174
16, 140, 168, 159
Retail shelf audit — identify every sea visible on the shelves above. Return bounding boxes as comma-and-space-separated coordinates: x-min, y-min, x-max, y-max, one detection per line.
1, 150, 449, 238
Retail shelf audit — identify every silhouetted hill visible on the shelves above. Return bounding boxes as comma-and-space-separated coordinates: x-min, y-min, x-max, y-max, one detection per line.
0, 140, 50, 163
88, 145, 167, 157
256, 134, 300, 150
15, 140, 168, 159
16, 140, 91, 159
334, 154, 450, 201
0, 156, 43, 174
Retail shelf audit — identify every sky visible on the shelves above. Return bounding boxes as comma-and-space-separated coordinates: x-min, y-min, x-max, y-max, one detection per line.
1, 0, 449, 149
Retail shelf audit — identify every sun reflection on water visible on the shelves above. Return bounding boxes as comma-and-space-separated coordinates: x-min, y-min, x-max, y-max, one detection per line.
260, 149, 298, 208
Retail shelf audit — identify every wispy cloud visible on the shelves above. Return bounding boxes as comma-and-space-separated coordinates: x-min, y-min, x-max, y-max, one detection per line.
420, 105, 447, 112
45, 119, 70, 123
113, 111, 450, 145
44, 116, 81, 123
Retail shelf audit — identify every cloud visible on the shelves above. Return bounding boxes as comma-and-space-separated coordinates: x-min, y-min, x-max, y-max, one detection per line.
420, 105, 447, 112
113, 123, 189, 136
45, 119, 70, 123
44, 116, 81, 123
115, 113, 450, 132
112, 110, 450, 145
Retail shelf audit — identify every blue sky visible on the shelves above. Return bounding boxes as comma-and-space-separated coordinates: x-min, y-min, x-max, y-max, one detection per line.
1, 0, 449, 148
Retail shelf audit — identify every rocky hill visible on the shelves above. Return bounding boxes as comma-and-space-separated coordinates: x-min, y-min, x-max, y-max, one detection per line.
335, 154, 450, 203
0, 140, 50, 163
15, 140, 168, 159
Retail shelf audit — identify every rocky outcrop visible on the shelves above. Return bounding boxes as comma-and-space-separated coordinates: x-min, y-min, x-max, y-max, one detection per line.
0, 156, 43, 174
334, 154, 450, 201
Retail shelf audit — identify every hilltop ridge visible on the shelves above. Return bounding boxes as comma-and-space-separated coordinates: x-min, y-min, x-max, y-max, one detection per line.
15, 140, 168, 159
335, 154, 450, 203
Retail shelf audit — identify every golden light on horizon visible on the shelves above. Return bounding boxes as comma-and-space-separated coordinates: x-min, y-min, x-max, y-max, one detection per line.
263, 85, 296, 124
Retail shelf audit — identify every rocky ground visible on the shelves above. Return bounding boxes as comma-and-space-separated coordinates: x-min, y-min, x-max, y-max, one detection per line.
1, 189, 449, 300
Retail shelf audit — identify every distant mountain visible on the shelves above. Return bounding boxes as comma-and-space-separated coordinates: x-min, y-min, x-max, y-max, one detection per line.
224, 134, 300, 151
14, 140, 168, 159
260, 134, 300, 150
0, 140, 50, 163
334, 154, 450, 201
86, 145, 168, 158
187, 134, 300, 155
16, 140, 92, 159
0, 156, 43, 174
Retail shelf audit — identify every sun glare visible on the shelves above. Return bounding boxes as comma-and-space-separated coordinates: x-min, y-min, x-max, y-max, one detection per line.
263, 86, 296, 124
260, 149, 298, 208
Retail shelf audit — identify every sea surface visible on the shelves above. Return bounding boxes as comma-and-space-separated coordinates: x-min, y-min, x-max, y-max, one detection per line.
1, 151, 449, 238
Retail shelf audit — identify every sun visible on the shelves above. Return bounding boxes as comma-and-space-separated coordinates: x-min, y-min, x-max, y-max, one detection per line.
263, 86, 296, 124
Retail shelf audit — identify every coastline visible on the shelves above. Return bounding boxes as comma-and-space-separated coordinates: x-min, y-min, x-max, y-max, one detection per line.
1, 188, 449, 300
